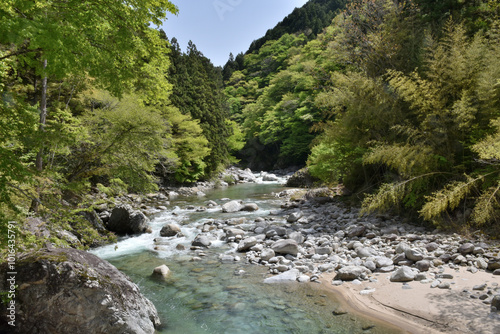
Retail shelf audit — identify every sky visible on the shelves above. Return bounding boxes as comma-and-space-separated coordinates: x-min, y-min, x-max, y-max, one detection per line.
160, 0, 309, 67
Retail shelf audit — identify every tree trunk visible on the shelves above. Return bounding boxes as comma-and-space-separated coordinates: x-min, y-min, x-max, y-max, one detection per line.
35, 59, 48, 172
30, 59, 48, 212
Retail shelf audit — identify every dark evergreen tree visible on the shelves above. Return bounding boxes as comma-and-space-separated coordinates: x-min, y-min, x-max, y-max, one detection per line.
168, 39, 232, 177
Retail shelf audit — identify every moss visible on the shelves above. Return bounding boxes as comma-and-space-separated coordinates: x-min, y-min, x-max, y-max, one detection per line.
18, 251, 69, 266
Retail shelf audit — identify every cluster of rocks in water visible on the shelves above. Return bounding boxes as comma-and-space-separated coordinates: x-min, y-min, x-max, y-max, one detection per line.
152, 186, 500, 313
86, 168, 289, 238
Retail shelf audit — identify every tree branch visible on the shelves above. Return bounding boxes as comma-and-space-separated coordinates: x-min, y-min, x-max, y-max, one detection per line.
7, 182, 42, 206
0, 48, 43, 61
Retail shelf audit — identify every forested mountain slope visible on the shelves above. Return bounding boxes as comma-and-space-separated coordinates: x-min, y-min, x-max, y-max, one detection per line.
224, 0, 500, 232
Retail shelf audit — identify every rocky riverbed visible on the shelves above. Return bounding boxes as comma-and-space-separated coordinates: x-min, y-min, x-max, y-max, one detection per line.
160, 188, 500, 307
16, 167, 500, 333
94, 168, 500, 316
144, 179, 500, 333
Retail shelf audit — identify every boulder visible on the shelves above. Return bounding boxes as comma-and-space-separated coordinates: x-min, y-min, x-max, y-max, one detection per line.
458, 243, 475, 255
491, 295, 500, 312
160, 223, 181, 237
225, 228, 245, 239
425, 242, 440, 252
260, 248, 275, 262
390, 266, 416, 282
107, 205, 150, 235
316, 246, 333, 255
404, 248, 424, 262
487, 258, 500, 271
237, 237, 258, 252
287, 211, 303, 223
76, 209, 107, 233
335, 266, 371, 281
415, 260, 431, 272
285, 168, 318, 188
289, 231, 305, 244
152, 265, 171, 279
192, 234, 212, 248
129, 211, 151, 233
222, 200, 242, 213
271, 239, 299, 256
356, 247, 376, 258
262, 173, 279, 182
346, 225, 366, 238
374, 256, 393, 268
234, 168, 257, 182
240, 203, 259, 212
0, 248, 160, 334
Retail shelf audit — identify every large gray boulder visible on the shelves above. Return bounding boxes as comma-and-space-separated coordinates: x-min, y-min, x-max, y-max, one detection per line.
225, 228, 245, 239
285, 168, 317, 188
192, 234, 212, 248
107, 205, 151, 235
221, 200, 243, 213
404, 248, 424, 262
160, 223, 181, 237
76, 209, 107, 233
271, 239, 299, 256
390, 266, 416, 282
346, 224, 366, 238
237, 237, 258, 252
0, 248, 160, 334
334, 266, 371, 281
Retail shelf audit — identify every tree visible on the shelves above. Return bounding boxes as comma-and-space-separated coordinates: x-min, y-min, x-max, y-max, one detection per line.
0, 0, 178, 209
168, 39, 232, 177
362, 21, 500, 229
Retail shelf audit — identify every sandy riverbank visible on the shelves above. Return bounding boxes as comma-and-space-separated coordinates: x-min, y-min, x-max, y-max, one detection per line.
316, 268, 500, 334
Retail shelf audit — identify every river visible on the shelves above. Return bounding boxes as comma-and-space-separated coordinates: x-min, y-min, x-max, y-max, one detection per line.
90, 177, 403, 334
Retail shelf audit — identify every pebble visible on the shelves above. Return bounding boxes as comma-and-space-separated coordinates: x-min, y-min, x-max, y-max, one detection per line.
438, 282, 451, 289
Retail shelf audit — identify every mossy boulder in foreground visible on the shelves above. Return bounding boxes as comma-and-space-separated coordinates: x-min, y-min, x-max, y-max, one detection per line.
0, 247, 160, 334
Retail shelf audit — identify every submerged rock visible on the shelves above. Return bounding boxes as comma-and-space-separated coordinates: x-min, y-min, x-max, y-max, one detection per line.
240, 203, 259, 212
0, 248, 160, 334
263, 269, 300, 283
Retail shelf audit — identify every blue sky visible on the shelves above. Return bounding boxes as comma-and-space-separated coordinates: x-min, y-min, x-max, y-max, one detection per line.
161, 0, 309, 67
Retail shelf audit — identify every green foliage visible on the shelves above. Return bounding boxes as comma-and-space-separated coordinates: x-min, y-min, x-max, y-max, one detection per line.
68, 91, 170, 193
0, 54, 40, 216
336, 0, 423, 77
420, 176, 481, 221
168, 39, 231, 176
473, 118, 500, 160
364, 144, 437, 179
308, 140, 365, 184
245, 0, 345, 54
0, 0, 178, 102
96, 178, 128, 197
357, 21, 500, 228
163, 106, 210, 183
